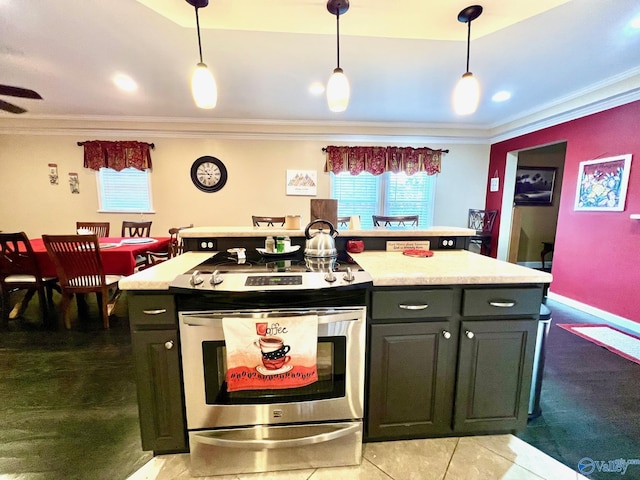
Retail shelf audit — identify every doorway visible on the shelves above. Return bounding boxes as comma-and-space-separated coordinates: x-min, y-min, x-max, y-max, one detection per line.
497, 142, 566, 270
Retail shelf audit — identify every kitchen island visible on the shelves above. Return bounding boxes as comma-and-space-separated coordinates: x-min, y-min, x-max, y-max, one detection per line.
178, 225, 477, 253
119, 236, 552, 456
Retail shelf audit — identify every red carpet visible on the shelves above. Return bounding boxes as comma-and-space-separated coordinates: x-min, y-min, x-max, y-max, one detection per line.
557, 323, 640, 365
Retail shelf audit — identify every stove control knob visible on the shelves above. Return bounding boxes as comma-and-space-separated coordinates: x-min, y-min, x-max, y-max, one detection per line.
190, 270, 204, 286
210, 270, 223, 285
324, 271, 337, 283
343, 267, 355, 282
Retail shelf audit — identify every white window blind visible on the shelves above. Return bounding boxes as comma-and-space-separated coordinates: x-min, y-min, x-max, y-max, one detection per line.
331, 171, 435, 229
97, 167, 153, 213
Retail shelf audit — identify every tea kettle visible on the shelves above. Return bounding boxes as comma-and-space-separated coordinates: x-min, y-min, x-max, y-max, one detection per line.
304, 219, 338, 257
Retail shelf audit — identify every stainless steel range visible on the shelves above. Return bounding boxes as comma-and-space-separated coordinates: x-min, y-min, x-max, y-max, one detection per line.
170, 247, 372, 293
169, 248, 372, 477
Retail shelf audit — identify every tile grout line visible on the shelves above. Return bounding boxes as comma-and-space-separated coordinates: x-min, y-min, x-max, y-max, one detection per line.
361, 456, 395, 479
441, 437, 460, 479
471, 438, 559, 480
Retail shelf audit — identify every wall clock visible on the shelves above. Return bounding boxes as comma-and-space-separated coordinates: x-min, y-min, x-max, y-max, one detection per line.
190, 155, 228, 193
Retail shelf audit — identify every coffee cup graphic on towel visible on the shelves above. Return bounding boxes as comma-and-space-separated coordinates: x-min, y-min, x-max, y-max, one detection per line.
255, 336, 291, 370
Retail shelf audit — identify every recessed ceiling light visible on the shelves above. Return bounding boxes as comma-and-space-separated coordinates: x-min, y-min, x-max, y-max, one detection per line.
113, 73, 138, 92
492, 91, 511, 102
309, 82, 325, 96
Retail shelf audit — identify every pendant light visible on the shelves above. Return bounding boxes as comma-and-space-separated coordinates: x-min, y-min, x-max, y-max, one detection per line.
326, 0, 350, 113
187, 0, 217, 109
453, 5, 483, 115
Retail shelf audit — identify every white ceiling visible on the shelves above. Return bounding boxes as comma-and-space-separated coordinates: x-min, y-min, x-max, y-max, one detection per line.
1, 0, 640, 133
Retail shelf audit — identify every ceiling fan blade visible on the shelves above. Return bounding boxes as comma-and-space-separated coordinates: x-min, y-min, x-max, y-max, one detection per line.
0, 99, 27, 114
0, 84, 42, 99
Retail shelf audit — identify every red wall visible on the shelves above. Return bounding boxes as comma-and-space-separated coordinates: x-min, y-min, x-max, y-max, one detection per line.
488, 101, 640, 322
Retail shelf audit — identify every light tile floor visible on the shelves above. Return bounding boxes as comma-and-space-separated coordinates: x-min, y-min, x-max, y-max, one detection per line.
127, 434, 588, 480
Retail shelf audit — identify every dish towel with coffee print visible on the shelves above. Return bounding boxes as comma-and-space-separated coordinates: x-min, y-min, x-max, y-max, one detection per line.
222, 315, 319, 391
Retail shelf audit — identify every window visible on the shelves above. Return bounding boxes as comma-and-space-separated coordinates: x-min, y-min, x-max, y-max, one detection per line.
330, 171, 436, 229
97, 167, 154, 213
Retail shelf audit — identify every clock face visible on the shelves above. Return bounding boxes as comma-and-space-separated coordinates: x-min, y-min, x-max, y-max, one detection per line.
190, 156, 228, 192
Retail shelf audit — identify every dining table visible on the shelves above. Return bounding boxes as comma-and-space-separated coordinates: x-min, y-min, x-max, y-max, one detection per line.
30, 236, 172, 277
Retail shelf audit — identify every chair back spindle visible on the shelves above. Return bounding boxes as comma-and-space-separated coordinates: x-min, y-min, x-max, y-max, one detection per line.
76, 222, 110, 237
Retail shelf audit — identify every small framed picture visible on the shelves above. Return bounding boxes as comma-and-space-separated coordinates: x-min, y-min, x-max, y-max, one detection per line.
514, 166, 557, 206
286, 169, 317, 196
574, 154, 632, 211
68, 172, 80, 194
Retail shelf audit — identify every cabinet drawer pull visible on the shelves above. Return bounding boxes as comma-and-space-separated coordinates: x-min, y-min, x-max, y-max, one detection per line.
142, 309, 168, 315
465, 330, 475, 339
489, 301, 516, 308
398, 304, 428, 310
442, 330, 451, 339
164, 340, 174, 350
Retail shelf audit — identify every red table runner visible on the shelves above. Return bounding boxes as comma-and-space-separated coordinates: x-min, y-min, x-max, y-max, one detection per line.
30, 237, 171, 277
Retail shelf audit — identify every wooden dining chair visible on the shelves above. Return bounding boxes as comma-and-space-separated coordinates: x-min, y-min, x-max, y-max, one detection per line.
252, 216, 286, 227
468, 209, 498, 256
168, 224, 193, 257
76, 221, 110, 237
141, 224, 194, 269
42, 234, 121, 329
121, 220, 152, 237
372, 215, 419, 227
337, 216, 350, 228
0, 232, 59, 327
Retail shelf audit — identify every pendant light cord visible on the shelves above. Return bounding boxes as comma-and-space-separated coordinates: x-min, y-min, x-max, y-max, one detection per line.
336, 13, 341, 69
465, 19, 471, 73
195, 7, 204, 63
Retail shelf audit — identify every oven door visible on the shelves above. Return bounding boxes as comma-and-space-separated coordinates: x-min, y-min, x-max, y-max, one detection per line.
179, 307, 366, 430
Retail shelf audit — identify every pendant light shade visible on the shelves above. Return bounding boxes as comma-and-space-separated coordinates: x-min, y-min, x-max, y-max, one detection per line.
453, 72, 480, 115
453, 5, 483, 115
192, 62, 217, 109
327, 67, 350, 112
187, 0, 217, 109
326, 0, 350, 113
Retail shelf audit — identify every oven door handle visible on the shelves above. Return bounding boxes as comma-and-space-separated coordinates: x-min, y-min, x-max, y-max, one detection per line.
182, 309, 362, 326
191, 422, 360, 450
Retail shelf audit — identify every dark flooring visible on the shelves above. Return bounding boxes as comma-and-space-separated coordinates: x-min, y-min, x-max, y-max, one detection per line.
0, 290, 151, 480
517, 299, 640, 479
0, 289, 639, 479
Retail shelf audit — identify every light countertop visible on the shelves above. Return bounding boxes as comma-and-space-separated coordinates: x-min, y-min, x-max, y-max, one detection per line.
119, 250, 552, 291
350, 250, 552, 286
179, 226, 476, 238
119, 252, 211, 291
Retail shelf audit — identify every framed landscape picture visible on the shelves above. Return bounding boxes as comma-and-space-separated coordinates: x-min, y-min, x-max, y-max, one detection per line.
574, 154, 632, 211
514, 166, 557, 206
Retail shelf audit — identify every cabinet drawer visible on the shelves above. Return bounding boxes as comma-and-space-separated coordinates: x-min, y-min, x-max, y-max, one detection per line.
372, 289, 454, 320
129, 294, 176, 327
462, 288, 541, 317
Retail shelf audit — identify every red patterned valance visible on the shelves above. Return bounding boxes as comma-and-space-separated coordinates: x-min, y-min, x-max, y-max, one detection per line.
324, 145, 446, 176
79, 140, 153, 171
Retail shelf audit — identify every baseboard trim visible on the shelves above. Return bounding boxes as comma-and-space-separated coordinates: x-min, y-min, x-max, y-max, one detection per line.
547, 292, 640, 335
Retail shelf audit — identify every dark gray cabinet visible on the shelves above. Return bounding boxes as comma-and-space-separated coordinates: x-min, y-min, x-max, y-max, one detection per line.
129, 293, 187, 453
454, 319, 537, 433
366, 285, 542, 441
367, 321, 455, 438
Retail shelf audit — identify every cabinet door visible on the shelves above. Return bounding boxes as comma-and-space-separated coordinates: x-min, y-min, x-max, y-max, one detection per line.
132, 329, 187, 453
367, 322, 454, 439
454, 319, 537, 433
